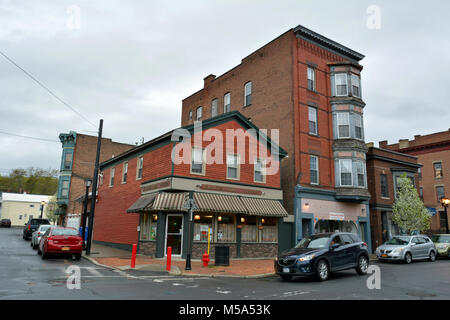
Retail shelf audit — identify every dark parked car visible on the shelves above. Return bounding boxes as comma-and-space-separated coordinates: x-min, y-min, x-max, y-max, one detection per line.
37, 227, 83, 260
23, 218, 50, 240
275, 232, 370, 281
0, 219, 11, 228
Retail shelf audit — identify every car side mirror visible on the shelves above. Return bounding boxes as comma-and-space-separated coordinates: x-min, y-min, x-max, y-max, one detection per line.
330, 243, 340, 250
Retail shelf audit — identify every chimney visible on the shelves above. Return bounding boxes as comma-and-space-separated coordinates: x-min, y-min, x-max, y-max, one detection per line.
366, 142, 374, 148
379, 140, 388, 148
203, 74, 216, 88
399, 139, 409, 149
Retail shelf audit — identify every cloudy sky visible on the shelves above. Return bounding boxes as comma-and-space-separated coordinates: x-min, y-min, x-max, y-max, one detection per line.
1, 0, 449, 175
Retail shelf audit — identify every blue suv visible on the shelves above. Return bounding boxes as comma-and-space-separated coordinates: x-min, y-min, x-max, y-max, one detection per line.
275, 232, 370, 281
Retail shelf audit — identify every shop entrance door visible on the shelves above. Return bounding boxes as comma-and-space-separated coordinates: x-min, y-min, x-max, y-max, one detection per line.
165, 214, 183, 256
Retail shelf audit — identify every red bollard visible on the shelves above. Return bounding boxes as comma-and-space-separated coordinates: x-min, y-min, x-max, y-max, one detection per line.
166, 246, 172, 272
131, 244, 137, 269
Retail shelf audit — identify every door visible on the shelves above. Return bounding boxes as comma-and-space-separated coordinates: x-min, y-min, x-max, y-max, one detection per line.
165, 214, 183, 256
340, 234, 357, 266
328, 235, 347, 270
410, 237, 422, 258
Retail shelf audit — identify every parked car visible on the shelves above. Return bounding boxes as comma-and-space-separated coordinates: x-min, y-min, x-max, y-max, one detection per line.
0, 219, 11, 228
431, 234, 450, 258
23, 218, 50, 240
274, 232, 370, 281
31, 224, 52, 249
376, 235, 436, 263
37, 227, 83, 260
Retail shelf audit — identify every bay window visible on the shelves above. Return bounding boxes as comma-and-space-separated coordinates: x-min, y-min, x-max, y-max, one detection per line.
351, 74, 361, 98
335, 73, 348, 96
337, 113, 350, 138
354, 113, 363, 139
356, 161, 366, 187
339, 159, 353, 186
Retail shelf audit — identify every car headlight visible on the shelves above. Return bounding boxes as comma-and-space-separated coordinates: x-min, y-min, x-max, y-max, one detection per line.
298, 254, 315, 262
375, 247, 381, 253
392, 247, 404, 254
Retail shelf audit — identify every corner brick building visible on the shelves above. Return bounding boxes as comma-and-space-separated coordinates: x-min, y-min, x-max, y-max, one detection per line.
181, 25, 372, 251
380, 129, 450, 233
56, 131, 134, 226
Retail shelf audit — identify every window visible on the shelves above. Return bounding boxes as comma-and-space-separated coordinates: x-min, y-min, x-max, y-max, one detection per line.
307, 67, 315, 91
227, 154, 239, 180
244, 82, 252, 106
224, 92, 231, 113
354, 113, 363, 139
109, 167, 115, 187
380, 174, 389, 198
351, 74, 360, 98
191, 148, 205, 175
136, 157, 143, 180
340, 234, 354, 245
356, 161, 366, 187
140, 213, 157, 241
308, 107, 318, 135
310, 155, 319, 185
122, 162, 128, 183
419, 187, 424, 200
260, 217, 277, 242
193, 214, 213, 242
61, 180, 69, 197
217, 214, 235, 242
434, 162, 443, 178
418, 167, 422, 180
337, 113, 350, 138
196, 106, 202, 121
189, 111, 192, 120
254, 159, 265, 183
436, 186, 445, 202
211, 99, 218, 117
241, 216, 257, 242
63, 152, 72, 170
339, 159, 353, 186
335, 73, 348, 96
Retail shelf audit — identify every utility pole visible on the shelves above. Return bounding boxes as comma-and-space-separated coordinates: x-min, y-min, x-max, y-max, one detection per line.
86, 119, 103, 255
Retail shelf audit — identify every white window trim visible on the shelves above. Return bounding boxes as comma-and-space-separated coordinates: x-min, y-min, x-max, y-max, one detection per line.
307, 67, 315, 91
136, 156, 143, 180
354, 113, 363, 140
121, 162, 128, 184
308, 106, 318, 135
244, 82, 252, 106
351, 74, 361, 98
356, 160, 366, 188
190, 147, 206, 176
339, 159, 353, 187
253, 158, 266, 184
335, 73, 348, 96
109, 167, 115, 187
310, 155, 319, 185
224, 92, 231, 113
196, 106, 202, 121
337, 112, 351, 139
226, 153, 240, 181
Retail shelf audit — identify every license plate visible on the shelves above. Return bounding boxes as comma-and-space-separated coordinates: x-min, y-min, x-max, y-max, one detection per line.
61, 247, 70, 251
381, 254, 388, 257
283, 267, 290, 273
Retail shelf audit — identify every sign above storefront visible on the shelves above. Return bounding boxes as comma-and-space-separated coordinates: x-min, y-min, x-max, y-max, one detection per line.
329, 212, 345, 221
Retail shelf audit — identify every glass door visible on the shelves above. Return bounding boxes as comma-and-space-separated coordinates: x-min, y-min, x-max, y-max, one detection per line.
165, 214, 183, 256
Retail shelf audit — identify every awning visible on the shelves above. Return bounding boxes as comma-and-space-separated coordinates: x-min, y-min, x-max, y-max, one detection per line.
152, 192, 188, 211
193, 192, 248, 214
240, 197, 289, 217
126, 193, 157, 213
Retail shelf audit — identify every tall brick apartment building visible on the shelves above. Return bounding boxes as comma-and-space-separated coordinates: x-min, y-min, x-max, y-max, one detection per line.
56, 131, 134, 226
381, 129, 450, 233
181, 25, 372, 251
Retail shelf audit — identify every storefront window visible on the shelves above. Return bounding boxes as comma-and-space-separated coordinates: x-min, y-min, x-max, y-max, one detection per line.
260, 217, 277, 242
314, 220, 357, 234
140, 213, 157, 241
241, 216, 257, 242
217, 214, 235, 242
193, 214, 213, 242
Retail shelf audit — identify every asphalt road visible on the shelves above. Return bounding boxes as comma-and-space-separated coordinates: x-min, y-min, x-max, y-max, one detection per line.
1, 227, 449, 300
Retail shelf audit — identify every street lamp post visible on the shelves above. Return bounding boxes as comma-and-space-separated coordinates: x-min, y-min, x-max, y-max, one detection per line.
81, 179, 92, 249
440, 197, 450, 234
39, 201, 46, 219
183, 196, 197, 271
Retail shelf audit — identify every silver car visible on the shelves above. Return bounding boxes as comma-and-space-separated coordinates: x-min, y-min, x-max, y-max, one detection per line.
375, 235, 436, 264
31, 224, 52, 250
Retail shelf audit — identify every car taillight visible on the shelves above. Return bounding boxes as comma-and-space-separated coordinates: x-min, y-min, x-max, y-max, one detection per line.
28, 225, 30, 230
38, 232, 41, 236
363, 242, 367, 247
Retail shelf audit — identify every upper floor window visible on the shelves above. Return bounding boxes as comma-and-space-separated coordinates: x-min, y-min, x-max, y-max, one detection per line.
351, 74, 361, 98
136, 156, 143, 180
189, 111, 192, 120
355, 161, 366, 187
339, 159, 353, 186
335, 73, 348, 96
419, 187, 424, 200
196, 106, 202, 121
434, 162, 443, 178
308, 107, 318, 135
109, 167, 115, 187
436, 186, 445, 202
211, 99, 218, 117
244, 82, 252, 106
310, 155, 319, 185
307, 67, 315, 91
380, 174, 389, 198
122, 162, 128, 184
61, 180, 70, 197
224, 92, 231, 113
226, 154, 240, 180
337, 113, 350, 138
354, 113, 363, 140
191, 148, 205, 175
63, 152, 73, 170
254, 159, 265, 183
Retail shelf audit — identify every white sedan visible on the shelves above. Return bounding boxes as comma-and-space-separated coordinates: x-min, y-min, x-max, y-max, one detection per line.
31, 224, 52, 250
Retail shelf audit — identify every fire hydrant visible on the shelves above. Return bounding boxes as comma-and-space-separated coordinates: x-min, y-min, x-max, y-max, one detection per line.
202, 252, 210, 267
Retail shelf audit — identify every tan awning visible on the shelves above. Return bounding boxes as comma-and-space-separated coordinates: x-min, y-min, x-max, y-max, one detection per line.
193, 192, 247, 214
240, 197, 288, 217
126, 193, 157, 213
152, 192, 188, 211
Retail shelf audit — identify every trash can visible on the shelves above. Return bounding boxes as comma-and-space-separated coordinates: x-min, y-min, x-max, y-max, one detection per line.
215, 246, 230, 266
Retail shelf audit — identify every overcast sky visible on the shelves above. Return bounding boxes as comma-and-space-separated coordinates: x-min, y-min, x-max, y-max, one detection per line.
1, 0, 449, 175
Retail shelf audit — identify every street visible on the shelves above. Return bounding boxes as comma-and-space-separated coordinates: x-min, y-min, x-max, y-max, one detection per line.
1, 227, 449, 300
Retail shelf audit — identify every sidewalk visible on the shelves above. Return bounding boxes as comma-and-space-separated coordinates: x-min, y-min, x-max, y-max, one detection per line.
82, 243, 378, 278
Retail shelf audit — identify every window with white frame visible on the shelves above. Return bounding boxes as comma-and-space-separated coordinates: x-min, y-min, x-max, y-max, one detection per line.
310, 155, 319, 185
211, 99, 218, 117
254, 158, 265, 183
224, 92, 231, 113
339, 159, 353, 186
337, 113, 350, 138
354, 113, 363, 139
227, 154, 239, 180
356, 161, 366, 187
136, 156, 143, 180
196, 106, 202, 121
335, 73, 348, 96
308, 106, 318, 135
122, 162, 128, 183
61, 180, 70, 197
109, 167, 115, 187
307, 67, 315, 91
351, 74, 361, 98
191, 148, 205, 175
244, 82, 252, 106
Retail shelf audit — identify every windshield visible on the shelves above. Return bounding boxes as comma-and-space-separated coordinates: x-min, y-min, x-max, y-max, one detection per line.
431, 235, 450, 243
51, 228, 79, 236
386, 236, 410, 245
295, 235, 330, 249
30, 219, 50, 225
39, 225, 51, 232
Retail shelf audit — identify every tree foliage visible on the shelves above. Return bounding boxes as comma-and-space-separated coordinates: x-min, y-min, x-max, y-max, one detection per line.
392, 174, 431, 234
44, 194, 59, 225
0, 167, 58, 195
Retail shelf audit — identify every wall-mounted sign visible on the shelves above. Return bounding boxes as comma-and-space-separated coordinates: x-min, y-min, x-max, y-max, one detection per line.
427, 207, 437, 216
329, 212, 345, 221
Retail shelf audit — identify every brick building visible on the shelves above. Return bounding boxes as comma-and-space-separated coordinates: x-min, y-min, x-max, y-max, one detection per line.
56, 131, 134, 226
92, 112, 289, 259
366, 144, 421, 250
181, 25, 372, 251
380, 129, 450, 233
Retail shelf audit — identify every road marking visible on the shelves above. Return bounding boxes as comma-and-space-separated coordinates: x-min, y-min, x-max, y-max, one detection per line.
83, 267, 103, 277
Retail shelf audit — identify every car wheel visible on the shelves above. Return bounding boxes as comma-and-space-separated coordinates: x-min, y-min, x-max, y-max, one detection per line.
429, 251, 436, 262
356, 255, 369, 275
280, 275, 292, 281
316, 260, 330, 281
404, 252, 412, 264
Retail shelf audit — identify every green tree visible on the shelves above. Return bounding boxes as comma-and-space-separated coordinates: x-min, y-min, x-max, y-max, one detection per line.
392, 174, 431, 234
44, 194, 59, 225
0, 167, 58, 195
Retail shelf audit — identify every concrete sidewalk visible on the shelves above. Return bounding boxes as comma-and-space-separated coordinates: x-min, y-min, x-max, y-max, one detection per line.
82, 243, 378, 278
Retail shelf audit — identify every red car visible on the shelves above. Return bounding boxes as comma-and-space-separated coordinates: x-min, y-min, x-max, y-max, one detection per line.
38, 227, 83, 260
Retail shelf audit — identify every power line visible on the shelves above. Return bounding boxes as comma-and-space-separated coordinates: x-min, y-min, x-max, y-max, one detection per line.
0, 130, 60, 143
0, 50, 98, 129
